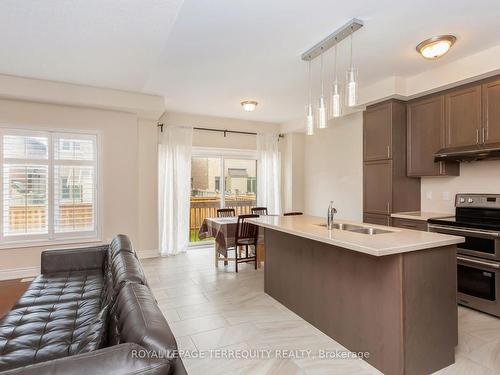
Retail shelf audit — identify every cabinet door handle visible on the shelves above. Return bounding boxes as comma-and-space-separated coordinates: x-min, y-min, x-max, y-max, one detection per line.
387, 202, 390, 214
476, 128, 480, 144
483, 127, 487, 143
386, 145, 390, 158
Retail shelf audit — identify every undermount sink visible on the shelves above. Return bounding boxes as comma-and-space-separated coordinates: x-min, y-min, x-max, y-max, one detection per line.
315, 223, 392, 235
349, 227, 392, 235
316, 223, 364, 231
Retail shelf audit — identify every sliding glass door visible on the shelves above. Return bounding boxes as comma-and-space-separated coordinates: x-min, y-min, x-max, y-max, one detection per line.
189, 150, 257, 244
223, 159, 257, 215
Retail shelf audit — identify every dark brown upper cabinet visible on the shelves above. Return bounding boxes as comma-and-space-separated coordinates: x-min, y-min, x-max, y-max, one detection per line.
445, 85, 482, 148
482, 78, 500, 145
407, 95, 459, 177
363, 102, 393, 161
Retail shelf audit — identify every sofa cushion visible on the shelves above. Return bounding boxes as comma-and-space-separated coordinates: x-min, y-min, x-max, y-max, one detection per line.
108, 234, 135, 260
0, 298, 102, 371
115, 284, 177, 356
0, 343, 172, 375
74, 304, 109, 354
110, 252, 147, 294
14, 271, 103, 309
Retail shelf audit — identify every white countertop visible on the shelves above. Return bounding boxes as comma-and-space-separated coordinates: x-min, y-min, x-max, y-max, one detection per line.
391, 211, 453, 221
247, 215, 464, 257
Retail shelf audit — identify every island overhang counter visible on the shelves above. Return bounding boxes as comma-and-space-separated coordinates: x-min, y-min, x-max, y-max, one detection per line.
247, 215, 465, 375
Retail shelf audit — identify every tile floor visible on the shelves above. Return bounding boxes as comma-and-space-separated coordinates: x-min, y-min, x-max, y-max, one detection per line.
141, 247, 500, 375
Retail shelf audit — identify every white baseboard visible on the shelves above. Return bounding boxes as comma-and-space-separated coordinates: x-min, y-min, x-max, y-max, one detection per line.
138, 249, 160, 259
0, 266, 39, 281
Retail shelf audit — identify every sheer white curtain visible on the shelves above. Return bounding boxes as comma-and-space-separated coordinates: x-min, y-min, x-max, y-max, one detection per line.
158, 126, 193, 256
257, 133, 281, 215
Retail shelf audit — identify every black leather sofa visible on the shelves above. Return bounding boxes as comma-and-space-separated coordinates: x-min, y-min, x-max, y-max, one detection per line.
0, 235, 187, 375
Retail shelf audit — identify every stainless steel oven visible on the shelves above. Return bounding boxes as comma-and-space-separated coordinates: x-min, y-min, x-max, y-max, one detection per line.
456, 255, 500, 316
428, 194, 500, 317
427, 224, 500, 261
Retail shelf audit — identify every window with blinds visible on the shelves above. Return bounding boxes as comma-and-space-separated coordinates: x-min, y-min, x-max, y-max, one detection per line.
0, 129, 99, 244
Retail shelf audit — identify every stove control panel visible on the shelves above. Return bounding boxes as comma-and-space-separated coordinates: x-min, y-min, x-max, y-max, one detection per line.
455, 194, 500, 209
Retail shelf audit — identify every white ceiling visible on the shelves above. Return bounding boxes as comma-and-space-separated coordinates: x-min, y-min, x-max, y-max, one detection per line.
1, 0, 500, 123
0, 0, 184, 91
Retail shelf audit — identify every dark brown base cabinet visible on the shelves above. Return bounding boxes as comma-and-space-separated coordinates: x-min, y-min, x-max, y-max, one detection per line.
363, 100, 420, 220
392, 217, 428, 231
363, 213, 391, 226
264, 229, 458, 375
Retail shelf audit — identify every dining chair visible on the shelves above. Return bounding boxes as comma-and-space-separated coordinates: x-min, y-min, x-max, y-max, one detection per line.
217, 208, 236, 217
283, 212, 303, 216
232, 214, 259, 272
251, 207, 268, 216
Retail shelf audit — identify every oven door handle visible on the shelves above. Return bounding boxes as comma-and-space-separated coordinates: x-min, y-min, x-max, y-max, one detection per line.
428, 224, 500, 239
457, 256, 500, 269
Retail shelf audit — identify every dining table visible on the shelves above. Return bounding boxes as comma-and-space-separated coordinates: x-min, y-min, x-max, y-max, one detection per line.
198, 216, 265, 267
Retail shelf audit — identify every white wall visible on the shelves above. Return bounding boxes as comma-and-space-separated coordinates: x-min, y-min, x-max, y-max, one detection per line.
0, 99, 159, 275
302, 112, 363, 221
421, 160, 500, 213
281, 133, 305, 213
162, 111, 280, 150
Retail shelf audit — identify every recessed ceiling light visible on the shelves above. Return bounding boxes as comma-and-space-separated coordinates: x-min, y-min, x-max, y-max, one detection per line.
241, 100, 258, 112
416, 35, 456, 59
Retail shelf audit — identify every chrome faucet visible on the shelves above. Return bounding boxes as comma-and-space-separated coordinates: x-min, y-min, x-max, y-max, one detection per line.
327, 201, 337, 230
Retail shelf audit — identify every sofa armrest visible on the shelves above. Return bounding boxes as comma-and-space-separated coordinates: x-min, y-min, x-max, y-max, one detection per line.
0, 344, 171, 375
41, 244, 108, 274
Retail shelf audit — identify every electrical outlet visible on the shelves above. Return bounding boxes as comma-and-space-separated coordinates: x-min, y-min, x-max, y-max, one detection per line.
442, 191, 450, 201
425, 191, 433, 200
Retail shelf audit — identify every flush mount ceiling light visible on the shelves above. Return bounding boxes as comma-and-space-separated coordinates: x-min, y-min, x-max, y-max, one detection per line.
241, 100, 258, 112
416, 35, 456, 59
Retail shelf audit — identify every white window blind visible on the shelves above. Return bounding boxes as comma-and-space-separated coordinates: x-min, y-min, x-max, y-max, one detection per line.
0, 129, 99, 244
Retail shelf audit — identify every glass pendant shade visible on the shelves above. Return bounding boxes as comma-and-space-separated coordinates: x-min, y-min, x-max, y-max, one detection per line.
345, 68, 358, 107
306, 104, 314, 135
330, 81, 342, 118
317, 96, 327, 129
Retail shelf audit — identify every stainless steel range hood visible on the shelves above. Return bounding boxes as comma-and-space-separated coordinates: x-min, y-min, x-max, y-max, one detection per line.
434, 142, 500, 162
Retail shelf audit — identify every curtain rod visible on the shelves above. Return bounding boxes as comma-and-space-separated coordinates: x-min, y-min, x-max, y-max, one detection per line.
157, 123, 284, 138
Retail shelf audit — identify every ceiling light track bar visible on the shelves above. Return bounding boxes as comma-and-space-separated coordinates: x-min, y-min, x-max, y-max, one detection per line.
301, 18, 363, 61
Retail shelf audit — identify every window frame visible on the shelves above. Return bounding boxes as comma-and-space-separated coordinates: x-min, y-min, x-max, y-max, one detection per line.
0, 127, 101, 249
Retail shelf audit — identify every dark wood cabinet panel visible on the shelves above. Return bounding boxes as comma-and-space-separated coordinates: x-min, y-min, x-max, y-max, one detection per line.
364, 160, 392, 215
392, 218, 428, 232
363, 103, 392, 161
482, 79, 500, 144
363, 213, 391, 226
445, 85, 482, 148
407, 96, 459, 177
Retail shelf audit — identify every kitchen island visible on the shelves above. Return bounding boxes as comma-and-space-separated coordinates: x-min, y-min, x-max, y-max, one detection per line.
248, 215, 464, 375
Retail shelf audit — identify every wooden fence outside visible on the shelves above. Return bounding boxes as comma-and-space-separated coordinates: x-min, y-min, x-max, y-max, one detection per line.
8, 203, 93, 232
189, 195, 256, 242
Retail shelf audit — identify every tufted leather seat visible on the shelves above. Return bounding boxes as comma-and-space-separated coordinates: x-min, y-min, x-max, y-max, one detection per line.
0, 298, 102, 370
14, 271, 103, 308
0, 234, 186, 375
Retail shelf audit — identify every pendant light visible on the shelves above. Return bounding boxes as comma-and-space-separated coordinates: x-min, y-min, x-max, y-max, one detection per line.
330, 42, 342, 118
305, 59, 314, 135
345, 32, 358, 107
317, 48, 327, 129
